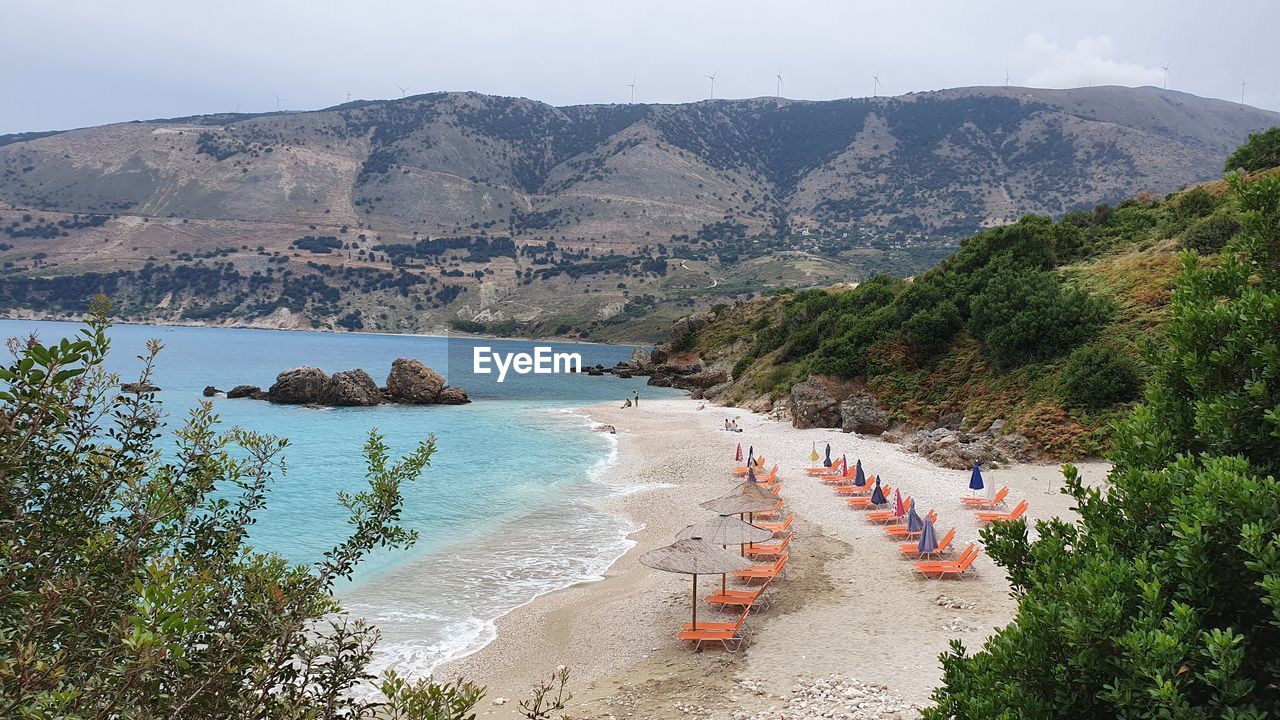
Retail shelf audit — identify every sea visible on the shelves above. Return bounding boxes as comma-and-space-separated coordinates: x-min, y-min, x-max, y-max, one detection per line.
0, 319, 683, 677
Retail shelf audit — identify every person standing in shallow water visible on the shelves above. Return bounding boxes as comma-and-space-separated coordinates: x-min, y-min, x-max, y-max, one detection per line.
633, 389, 640, 406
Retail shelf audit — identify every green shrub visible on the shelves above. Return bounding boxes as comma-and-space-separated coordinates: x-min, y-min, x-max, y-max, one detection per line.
1179, 210, 1243, 253
968, 266, 1111, 367
731, 354, 755, 379
669, 328, 698, 352
1059, 344, 1142, 409
1224, 126, 1280, 173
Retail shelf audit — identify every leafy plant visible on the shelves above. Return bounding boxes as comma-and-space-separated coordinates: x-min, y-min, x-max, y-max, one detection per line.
0, 298, 446, 718
519, 666, 572, 720
1058, 343, 1142, 410
380, 672, 486, 720
1224, 126, 1280, 173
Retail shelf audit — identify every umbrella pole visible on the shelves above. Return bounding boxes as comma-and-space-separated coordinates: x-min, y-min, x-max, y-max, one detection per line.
692, 575, 698, 630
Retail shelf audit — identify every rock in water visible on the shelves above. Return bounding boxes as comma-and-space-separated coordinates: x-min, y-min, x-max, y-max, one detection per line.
629, 347, 654, 371
226, 384, 263, 399
385, 358, 445, 404
202, 385, 222, 397
267, 367, 329, 404
120, 382, 160, 393
435, 386, 470, 405
841, 393, 891, 435
319, 369, 382, 406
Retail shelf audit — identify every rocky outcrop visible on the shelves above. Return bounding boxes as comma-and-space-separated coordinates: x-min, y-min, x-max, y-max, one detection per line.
318, 369, 382, 406
435, 386, 470, 405
670, 311, 714, 340
840, 394, 891, 435
790, 378, 842, 429
267, 367, 328, 404
120, 382, 161, 393
202, 386, 222, 397
648, 362, 702, 388
229, 359, 467, 407
899, 421, 1038, 469
385, 358, 446, 404
629, 347, 653, 372
226, 384, 264, 399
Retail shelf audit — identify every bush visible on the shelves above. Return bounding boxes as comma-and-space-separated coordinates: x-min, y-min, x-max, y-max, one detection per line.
1224, 126, 1280, 173
1058, 344, 1142, 410
669, 328, 698, 352
967, 266, 1111, 367
731, 354, 754, 379
926, 172, 1280, 719
1179, 210, 1242, 253
0, 301, 447, 717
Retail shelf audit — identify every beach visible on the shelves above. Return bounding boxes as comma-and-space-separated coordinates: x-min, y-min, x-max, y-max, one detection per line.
438, 396, 1110, 718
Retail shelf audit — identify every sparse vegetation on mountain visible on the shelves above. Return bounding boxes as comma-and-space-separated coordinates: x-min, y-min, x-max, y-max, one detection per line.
1224, 126, 1280, 173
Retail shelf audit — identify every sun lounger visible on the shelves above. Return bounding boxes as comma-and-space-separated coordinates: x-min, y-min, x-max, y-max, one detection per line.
744, 534, 791, 557
884, 510, 938, 536
682, 606, 751, 632
867, 497, 913, 524
833, 475, 878, 495
847, 487, 892, 509
756, 514, 793, 536
705, 578, 773, 609
733, 553, 788, 581
977, 500, 1027, 524
962, 486, 1008, 508
731, 458, 767, 476
914, 544, 979, 579
676, 606, 752, 651
900, 527, 955, 557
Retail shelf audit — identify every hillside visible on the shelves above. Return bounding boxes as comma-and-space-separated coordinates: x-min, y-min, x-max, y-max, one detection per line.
0, 86, 1276, 338
645, 168, 1277, 464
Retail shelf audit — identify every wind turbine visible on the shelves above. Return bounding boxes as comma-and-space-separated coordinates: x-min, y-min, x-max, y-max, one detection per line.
1161, 63, 1170, 90
872, 75, 881, 97
1004, 68, 1011, 88
627, 75, 637, 103
397, 85, 410, 98
1241, 79, 1247, 105
706, 70, 717, 100
775, 67, 784, 98
346, 91, 352, 102
273, 91, 283, 111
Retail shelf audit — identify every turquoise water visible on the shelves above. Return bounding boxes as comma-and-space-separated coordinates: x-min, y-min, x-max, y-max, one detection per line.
0, 319, 682, 674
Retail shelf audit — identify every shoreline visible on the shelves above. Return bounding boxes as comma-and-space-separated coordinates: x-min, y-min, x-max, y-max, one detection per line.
436, 395, 1110, 719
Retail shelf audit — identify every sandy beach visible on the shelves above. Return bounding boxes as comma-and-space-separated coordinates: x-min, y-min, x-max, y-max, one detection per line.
439, 396, 1110, 719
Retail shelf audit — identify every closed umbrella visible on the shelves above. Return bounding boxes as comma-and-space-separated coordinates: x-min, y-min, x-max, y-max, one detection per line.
854, 459, 866, 487
640, 538, 753, 630
747, 445, 755, 467
735, 443, 742, 462
917, 518, 939, 555
906, 503, 924, 533
870, 477, 887, 506
824, 443, 832, 468
809, 442, 819, 466
892, 489, 906, 519
746, 466, 758, 484
969, 463, 984, 497
839, 454, 847, 477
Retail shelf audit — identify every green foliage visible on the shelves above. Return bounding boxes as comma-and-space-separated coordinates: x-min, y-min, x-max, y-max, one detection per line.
669, 327, 698, 353
1180, 209, 1243, 253
1058, 344, 1142, 410
1224, 126, 1280, 173
379, 673, 485, 720
925, 173, 1280, 719
0, 300, 450, 718
518, 667, 572, 720
967, 264, 1111, 367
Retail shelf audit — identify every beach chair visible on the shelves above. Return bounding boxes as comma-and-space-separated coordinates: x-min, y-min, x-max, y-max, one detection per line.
682, 605, 751, 632
756, 514, 793, 536
676, 606, 752, 651
914, 544, 979, 579
977, 500, 1027, 524
833, 475, 878, 495
962, 486, 1008, 508
867, 497, 913, 524
731, 457, 767, 476
846, 486, 892, 509
900, 527, 955, 557
884, 510, 938, 537
705, 578, 773, 609
733, 553, 788, 581
744, 533, 792, 557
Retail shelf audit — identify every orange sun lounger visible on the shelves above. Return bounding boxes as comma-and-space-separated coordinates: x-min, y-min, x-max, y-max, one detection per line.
900, 527, 956, 557
755, 514, 793, 536
744, 534, 792, 557
833, 475, 878, 495
977, 499, 1027, 524
867, 497, 913, 524
884, 510, 938, 536
733, 553, 788, 581
731, 458, 767, 476
705, 578, 773, 609
962, 486, 1008, 508
847, 487, 892, 509
676, 606, 752, 651
682, 605, 751, 632
914, 544, 979, 579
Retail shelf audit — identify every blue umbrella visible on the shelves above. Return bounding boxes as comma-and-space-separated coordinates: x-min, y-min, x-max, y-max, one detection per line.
747, 446, 755, 467
917, 518, 939, 554
870, 477, 887, 506
853, 459, 866, 487
968, 463, 984, 497
823, 443, 832, 468
747, 466, 759, 484
906, 503, 924, 533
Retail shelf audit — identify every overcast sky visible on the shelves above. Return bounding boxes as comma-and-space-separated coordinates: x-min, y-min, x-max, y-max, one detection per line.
3, 0, 1275, 134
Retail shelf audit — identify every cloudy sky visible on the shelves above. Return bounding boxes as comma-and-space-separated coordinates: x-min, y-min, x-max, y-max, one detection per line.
3, 0, 1275, 134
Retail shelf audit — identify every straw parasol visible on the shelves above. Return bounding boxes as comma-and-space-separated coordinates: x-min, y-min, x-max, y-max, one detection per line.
700, 481, 779, 516
640, 538, 753, 630
678, 515, 774, 593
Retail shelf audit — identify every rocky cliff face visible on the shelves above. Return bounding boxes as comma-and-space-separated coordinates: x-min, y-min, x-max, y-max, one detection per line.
237, 359, 468, 407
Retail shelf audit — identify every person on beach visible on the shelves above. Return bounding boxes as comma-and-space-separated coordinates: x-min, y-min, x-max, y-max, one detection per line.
621, 398, 632, 408
724, 418, 732, 431
633, 389, 640, 406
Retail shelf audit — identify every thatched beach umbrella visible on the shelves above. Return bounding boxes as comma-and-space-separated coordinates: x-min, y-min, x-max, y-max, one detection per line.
700, 481, 779, 516
640, 538, 753, 630
678, 515, 775, 593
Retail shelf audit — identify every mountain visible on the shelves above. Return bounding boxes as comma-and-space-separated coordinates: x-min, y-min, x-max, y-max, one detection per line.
0, 86, 1276, 338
